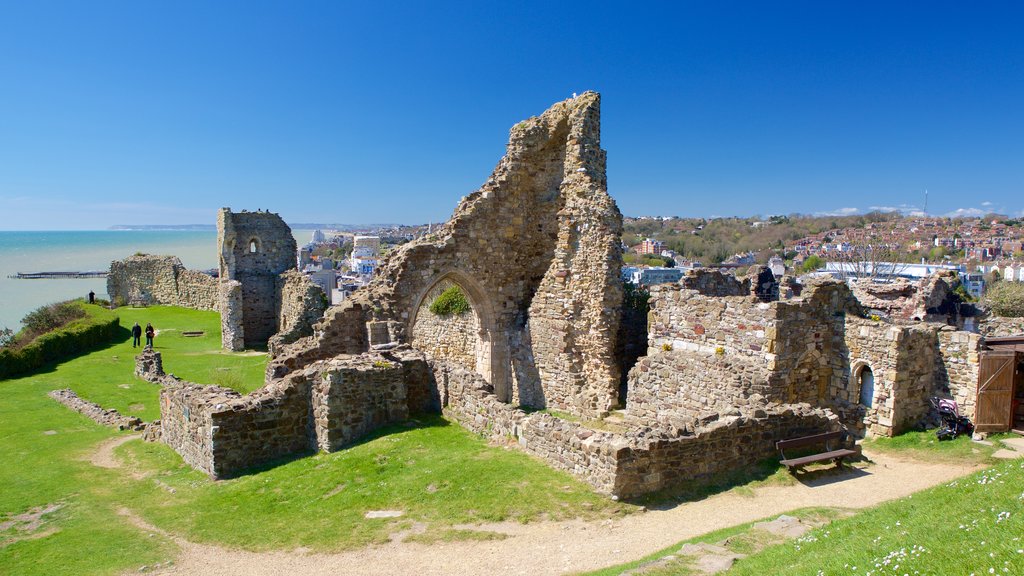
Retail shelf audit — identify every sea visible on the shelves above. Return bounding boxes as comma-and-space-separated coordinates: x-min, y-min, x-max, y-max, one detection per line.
0, 230, 314, 331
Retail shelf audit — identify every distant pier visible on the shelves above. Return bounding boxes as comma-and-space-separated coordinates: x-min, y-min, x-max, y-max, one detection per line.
10, 271, 108, 279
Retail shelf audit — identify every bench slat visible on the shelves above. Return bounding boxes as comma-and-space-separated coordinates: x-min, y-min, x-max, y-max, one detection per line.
780, 448, 857, 468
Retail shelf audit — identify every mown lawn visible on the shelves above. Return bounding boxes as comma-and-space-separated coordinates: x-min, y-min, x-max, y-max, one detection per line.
0, 304, 629, 575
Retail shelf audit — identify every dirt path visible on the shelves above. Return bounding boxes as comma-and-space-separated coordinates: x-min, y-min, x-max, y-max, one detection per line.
89, 434, 141, 469
119, 451, 978, 576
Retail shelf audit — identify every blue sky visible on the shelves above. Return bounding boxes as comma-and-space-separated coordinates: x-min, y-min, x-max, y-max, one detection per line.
2, 1, 1022, 229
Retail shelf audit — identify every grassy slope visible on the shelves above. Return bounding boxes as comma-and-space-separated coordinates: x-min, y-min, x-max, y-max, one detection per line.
0, 305, 628, 575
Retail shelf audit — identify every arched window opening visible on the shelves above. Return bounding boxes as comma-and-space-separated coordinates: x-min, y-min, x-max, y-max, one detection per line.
249, 240, 258, 254
859, 366, 875, 408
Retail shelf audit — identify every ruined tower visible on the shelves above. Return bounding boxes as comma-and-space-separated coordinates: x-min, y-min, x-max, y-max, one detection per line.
217, 209, 298, 350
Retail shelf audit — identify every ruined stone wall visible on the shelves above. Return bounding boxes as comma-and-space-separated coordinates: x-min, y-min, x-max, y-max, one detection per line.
219, 280, 244, 351
270, 270, 327, 355
935, 329, 982, 420
681, 269, 750, 296
218, 209, 297, 348
439, 359, 838, 498
979, 317, 1024, 337
107, 254, 217, 310
275, 93, 623, 417
626, 350, 780, 427
312, 354, 411, 452
646, 285, 773, 359
410, 280, 480, 372
160, 373, 315, 479
850, 272, 961, 322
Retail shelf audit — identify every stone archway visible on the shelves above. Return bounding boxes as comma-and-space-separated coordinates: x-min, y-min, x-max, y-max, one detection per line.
408, 271, 511, 402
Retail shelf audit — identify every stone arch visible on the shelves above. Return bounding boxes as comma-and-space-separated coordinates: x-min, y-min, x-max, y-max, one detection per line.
408, 270, 510, 402
851, 360, 875, 408
249, 238, 260, 254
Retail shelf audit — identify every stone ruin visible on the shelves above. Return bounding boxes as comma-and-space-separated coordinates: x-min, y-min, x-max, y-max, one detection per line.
216, 208, 327, 352
146, 92, 990, 498
107, 254, 218, 310
108, 211, 327, 354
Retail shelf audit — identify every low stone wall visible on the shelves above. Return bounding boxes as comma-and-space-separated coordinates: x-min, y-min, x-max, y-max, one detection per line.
49, 389, 144, 431
438, 360, 840, 498
107, 254, 217, 310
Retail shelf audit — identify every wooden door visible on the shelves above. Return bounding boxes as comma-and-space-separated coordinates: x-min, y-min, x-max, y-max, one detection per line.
976, 350, 1017, 433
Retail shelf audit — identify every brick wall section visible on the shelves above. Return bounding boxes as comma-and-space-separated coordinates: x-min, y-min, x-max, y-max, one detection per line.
107, 254, 217, 310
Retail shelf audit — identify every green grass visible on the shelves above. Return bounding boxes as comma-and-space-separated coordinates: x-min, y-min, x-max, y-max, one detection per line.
723, 458, 1024, 576
862, 428, 1005, 465
0, 305, 631, 575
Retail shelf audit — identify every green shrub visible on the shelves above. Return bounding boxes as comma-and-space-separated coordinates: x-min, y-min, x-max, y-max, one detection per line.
985, 281, 1024, 317
21, 300, 86, 336
0, 305, 121, 379
429, 285, 471, 316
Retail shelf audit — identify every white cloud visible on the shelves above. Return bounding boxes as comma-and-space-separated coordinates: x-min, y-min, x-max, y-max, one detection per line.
868, 204, 921, 215
981, 201, 993, 207
816, 207, 860, 216
945, 207, 986, 218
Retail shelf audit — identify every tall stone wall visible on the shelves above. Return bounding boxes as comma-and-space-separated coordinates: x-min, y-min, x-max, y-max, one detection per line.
271, 92, 623, 418
107, 254, 217, 310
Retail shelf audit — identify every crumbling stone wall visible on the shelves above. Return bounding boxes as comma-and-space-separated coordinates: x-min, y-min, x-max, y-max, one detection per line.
438, 359, 839, 498
979, 316, 1024, 338
272, 93, 623, 417
107, 254, 217, 310
269, 270, 328, 355
850, 272, 961, 322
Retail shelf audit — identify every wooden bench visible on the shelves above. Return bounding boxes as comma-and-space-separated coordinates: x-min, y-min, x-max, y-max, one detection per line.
776, 431, 857, 471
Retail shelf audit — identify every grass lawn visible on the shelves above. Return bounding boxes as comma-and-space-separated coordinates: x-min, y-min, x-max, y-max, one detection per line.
581, 433, 1024, 576
0, 304, 631, 575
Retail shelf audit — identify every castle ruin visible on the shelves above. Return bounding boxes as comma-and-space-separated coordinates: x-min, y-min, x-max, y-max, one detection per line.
146, 92, 1007, 498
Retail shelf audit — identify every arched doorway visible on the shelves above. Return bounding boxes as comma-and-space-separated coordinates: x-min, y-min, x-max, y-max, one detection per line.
858, 365, 875, 407
408, 271, 510, 402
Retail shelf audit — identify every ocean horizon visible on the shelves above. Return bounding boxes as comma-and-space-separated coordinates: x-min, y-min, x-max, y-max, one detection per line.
0, 229, 314, 331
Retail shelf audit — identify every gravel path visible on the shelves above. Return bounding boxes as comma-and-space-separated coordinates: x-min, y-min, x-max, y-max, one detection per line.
124, 451, 979, 576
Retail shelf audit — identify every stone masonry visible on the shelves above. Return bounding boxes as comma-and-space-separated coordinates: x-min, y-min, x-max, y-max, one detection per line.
107, 254, 218, 310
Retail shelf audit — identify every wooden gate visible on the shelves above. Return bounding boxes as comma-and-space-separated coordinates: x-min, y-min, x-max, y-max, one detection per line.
975, 350, 1017, 433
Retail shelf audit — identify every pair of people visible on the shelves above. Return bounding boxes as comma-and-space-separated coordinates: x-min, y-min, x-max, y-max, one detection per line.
131, 322, 155, 348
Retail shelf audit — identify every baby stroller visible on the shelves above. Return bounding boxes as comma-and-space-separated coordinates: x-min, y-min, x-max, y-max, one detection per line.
931, 397, 974, 440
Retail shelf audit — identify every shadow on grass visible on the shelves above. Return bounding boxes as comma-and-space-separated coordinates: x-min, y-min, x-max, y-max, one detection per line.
221, 413, 452, 479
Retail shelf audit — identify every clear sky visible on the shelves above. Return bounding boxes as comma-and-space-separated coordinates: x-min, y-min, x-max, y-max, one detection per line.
2, 1, 1022, 229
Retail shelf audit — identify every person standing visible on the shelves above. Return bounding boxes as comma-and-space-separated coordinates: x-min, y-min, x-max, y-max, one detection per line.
88, 290, 95, 304
145, 323, 155, 348
131, 322, 142, 348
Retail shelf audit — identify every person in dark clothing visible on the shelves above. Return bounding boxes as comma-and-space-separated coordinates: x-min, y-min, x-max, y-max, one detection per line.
131, 322, 142, 347
145, 323, 155, 347
88, 290, 95, 304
